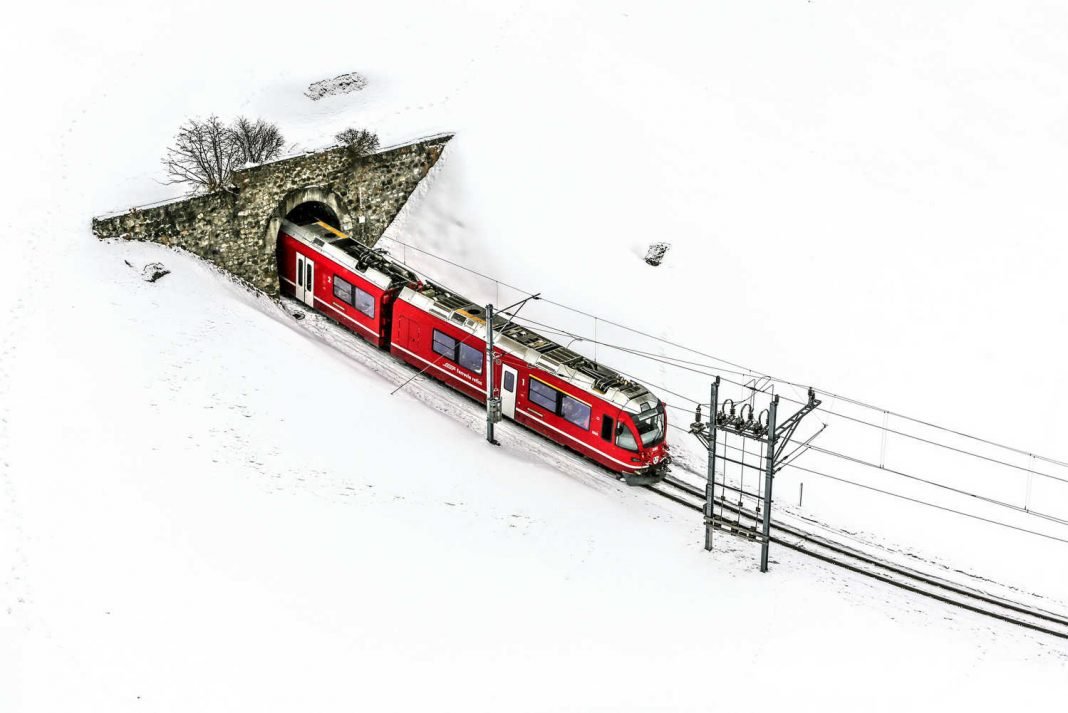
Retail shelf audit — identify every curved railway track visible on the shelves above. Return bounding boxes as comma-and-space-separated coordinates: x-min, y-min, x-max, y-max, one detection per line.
650, 475, 1068, 639
284, 296, 1068, 642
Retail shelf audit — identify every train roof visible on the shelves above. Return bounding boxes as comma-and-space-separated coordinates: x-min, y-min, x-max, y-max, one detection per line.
280, 219, 418, 290
400, 283, 660, 415
280, 219, 660, 415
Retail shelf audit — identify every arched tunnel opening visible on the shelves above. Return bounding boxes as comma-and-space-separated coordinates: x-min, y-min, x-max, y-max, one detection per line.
284, 201, 341, 229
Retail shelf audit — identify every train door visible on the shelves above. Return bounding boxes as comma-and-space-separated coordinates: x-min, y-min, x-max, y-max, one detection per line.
407, 318, 423, 350
393, 315, 408, 347
295, 253, 315, 307
500, 364, 518, 419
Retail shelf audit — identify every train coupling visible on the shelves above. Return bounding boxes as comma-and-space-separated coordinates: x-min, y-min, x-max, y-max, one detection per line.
624, 458, 671, 486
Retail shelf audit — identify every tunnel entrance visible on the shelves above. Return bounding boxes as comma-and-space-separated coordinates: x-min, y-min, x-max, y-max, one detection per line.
284, 201, 341, 229
275, 200, 343, 307
271, 190, 352, 300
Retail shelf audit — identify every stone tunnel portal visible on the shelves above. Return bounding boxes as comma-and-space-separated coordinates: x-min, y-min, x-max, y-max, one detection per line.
270, 188, 352, 295
284, 200, 341, 230
93, 133, 451, 297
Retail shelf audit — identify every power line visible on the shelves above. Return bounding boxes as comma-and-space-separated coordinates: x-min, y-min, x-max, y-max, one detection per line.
506, 313, 1068, 488
378, 234, 1068, 530
307, 231, 1068, 549
785, 463, 1068, 545
807, 386, 1068, 471
667, 422, 1068, 543
805, 445, 1068, 527
510, 313, 1068, 526
456, 313, 1068, 545
808, 402, 1068, 487
379, 233, 1068, 470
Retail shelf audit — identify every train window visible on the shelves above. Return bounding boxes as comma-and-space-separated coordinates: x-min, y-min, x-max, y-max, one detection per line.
458, 343, 483, 374
432, 330, 457, 360
306, 263, 312, 290
333, 275, 355, 304
601, 415, 614, 441
503, 371, 515, 392
297, 258, 304, 288
561, 395, 591, 430
528, 379, 559, 412
633, 403, 666, 447
616, 421, 639, 451
354, 286, 375, 318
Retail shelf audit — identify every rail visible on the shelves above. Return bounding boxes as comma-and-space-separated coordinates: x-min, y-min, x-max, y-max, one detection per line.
648, 475, 1068, 640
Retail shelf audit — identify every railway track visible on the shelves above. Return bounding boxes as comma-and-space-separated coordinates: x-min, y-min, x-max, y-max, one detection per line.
282, 297, 1068, 642
649, 475, 1068, 639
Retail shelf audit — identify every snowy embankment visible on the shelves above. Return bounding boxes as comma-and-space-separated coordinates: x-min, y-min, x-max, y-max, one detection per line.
3, 0, 1068, 709
3, 240, 1065, 711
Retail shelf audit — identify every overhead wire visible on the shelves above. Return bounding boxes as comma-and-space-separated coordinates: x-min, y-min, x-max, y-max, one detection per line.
785, 463, 1068, 545
505, 313, 1068, 487
803, 445, 1068, 527
374, 233, 1068, 542
379, 233, 1068, 471
666, 422, 1068, 542
511, 331, 1068, 533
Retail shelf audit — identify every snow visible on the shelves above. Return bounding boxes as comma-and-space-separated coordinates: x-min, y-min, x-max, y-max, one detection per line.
3, 0, 1068, 710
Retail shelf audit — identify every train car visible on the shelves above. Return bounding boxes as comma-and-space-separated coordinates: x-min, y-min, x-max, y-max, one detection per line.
277, 219, 417, 348
276, 219, 670, 483
390, 283, 671, 483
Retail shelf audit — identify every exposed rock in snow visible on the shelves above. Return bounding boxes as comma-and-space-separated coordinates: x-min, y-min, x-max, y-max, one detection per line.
305, 72, 368, 101
125, 259, 171, 282
644, 242, 671, 266
141, 262, 171, 282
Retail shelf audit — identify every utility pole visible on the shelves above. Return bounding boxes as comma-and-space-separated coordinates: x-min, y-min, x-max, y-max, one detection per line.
485, 303, 501, 446
759, 396, 779, 573
690, 385, 820, 572
482, 293, 540, 449
703, 377, 720, 551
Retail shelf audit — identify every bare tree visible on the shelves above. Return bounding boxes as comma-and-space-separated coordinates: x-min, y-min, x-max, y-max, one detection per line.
335, 128, 380, 159
230, 116, 285, 165
162, 116, 243, 192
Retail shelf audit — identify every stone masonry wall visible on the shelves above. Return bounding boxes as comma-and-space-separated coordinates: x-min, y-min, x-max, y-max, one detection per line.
92, 134, 452, 295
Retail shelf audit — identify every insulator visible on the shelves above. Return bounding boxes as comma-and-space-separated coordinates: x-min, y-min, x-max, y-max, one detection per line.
738, 404, 754, 432
694, 404, 702, 424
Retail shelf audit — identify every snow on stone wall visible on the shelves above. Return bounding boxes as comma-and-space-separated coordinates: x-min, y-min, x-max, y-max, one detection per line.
91, 134, 451, 294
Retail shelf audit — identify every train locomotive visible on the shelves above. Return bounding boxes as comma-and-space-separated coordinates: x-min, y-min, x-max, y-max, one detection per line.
277, 218, 671, 484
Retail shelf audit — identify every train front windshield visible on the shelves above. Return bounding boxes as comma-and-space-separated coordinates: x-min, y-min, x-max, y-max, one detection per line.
633, 403, 665, 447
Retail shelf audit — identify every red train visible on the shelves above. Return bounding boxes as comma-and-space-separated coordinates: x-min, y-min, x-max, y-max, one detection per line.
277, 219, 671, 483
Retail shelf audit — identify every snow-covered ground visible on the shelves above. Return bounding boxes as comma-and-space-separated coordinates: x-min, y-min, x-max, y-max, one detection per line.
3, 1, 1068, 710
